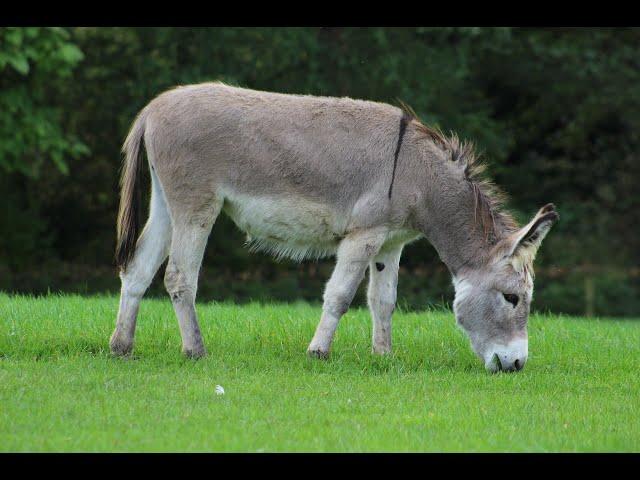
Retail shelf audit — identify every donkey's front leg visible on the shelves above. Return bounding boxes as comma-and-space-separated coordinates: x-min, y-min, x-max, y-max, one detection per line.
367, 246, 403, 355
307, 229, 387, 358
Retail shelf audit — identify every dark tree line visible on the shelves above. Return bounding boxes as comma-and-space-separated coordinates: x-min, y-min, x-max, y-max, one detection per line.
1, 27, 639, 315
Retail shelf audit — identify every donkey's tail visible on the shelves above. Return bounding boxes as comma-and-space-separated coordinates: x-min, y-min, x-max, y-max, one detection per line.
115, 108, 148, 271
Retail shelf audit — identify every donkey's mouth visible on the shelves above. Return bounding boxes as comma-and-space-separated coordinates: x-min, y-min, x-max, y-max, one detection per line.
485, 353, 502, 373
486, 352, 526, 373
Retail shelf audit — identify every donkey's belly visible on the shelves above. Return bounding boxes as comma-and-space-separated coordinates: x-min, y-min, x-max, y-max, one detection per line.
221, 192, 346, 261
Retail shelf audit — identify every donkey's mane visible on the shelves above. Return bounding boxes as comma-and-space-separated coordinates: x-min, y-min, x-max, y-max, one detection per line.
399, 103, 518, 244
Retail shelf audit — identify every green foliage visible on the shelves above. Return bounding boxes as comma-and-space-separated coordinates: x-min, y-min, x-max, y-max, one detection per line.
0, 27, 88, 178
1, 28, 639, 315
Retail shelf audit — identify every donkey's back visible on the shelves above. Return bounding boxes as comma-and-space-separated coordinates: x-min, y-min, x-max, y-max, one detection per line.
147, 82, 401, 201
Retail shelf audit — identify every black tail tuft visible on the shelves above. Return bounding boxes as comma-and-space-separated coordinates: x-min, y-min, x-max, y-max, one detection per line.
114, 110, 147, 271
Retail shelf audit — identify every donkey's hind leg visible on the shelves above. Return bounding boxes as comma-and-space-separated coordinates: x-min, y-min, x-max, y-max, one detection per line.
110, 170, 172, 356
307, 228, 387, 358
164, 201, 222, 358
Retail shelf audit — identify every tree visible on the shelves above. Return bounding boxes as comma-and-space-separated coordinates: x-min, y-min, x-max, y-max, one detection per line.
0, 27, 87, 178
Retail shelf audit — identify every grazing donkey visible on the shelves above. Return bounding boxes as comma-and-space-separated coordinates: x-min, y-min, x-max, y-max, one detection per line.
111, 82, 558, 372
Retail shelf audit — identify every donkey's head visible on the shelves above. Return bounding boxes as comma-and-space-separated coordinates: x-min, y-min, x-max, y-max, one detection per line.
453, 204, 558, 373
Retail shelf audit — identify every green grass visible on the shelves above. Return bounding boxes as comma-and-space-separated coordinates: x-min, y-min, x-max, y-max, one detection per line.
1, 293, 639, 452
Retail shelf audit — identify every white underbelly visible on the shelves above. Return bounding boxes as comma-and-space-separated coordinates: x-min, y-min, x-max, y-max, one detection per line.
221, 192, 346, 261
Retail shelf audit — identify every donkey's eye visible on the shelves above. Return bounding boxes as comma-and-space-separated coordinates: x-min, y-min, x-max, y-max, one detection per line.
503, 293, 519, 307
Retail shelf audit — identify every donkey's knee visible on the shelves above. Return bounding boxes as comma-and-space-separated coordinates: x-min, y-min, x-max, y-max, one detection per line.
323, 284, 354, 318
119, 269, 149, 300
369, 296, 396, 319
164, 261, 195, 303
322, 260, 370, 317
368, 282, 397, 316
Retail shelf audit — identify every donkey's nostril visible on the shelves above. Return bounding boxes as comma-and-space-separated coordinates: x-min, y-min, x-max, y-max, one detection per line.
514, 358, 522, 370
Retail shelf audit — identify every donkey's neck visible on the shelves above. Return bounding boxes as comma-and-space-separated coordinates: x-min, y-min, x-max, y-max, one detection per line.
411, 155, 496, 275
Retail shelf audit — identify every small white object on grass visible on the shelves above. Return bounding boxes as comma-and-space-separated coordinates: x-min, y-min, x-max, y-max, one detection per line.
215, 385, 225, 395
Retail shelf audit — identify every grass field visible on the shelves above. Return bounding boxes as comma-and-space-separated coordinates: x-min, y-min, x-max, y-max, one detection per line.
1, 293, 639, 452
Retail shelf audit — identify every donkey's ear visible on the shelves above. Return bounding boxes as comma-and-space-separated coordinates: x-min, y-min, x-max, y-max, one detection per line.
505, 204, 559, 261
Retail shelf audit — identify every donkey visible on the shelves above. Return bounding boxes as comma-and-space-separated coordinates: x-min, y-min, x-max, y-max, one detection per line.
110, 82, 558, 372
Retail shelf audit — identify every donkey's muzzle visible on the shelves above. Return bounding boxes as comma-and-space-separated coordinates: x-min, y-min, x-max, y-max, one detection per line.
490, 353, 525, 372
485, 339, 528, 373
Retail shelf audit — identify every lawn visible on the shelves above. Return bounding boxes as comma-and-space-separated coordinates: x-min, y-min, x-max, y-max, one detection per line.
1, 293, 639, 452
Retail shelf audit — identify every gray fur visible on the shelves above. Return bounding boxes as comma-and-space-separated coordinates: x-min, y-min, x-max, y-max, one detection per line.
111, 82, 558, 371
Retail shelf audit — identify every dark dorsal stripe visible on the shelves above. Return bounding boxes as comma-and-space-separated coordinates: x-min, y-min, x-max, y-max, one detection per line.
388, 111, 411, 198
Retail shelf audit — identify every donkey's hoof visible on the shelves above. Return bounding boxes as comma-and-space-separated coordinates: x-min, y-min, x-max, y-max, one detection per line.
307, 348, 330, 360
182, 345, 207, 359
109, 337, 133, 357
